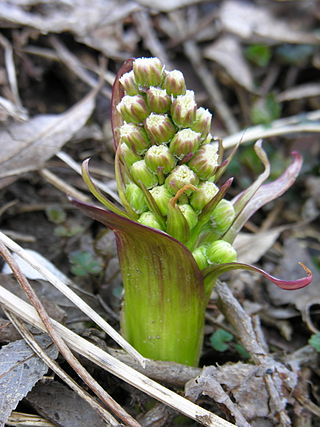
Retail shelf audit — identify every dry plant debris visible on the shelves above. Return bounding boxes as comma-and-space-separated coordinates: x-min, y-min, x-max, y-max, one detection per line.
0, 0, 319, 426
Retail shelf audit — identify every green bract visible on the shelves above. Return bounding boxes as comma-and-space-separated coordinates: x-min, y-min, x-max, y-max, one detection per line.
75, 57, 312, 367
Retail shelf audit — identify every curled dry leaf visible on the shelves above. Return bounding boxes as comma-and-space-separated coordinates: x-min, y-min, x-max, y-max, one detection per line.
204, 36, 254, 92
0, 89, 96, 178
0, 335, 58, 426
220, 0, 319, 44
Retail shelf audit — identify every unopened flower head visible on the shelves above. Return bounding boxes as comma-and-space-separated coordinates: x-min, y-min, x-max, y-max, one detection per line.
171, 90, 197, 128
192, 246, 209, 270
169, 128, 201, 159
120, 142, 141, 167
145, 144, 176, 175
119, 70, 139, 95
190, 181, 219, 211
178, 204, 198, 230
144, 113, 176, 144
146, 87, 171, 114
191, 107, 212, 139
150, 185, 173, 216
162, 70, 186, 96
125, 182, 148, 214
130, 160, 158, 189
117, 95, 149, 124
133, 57, 164, 88
138, 211, 164, 230
188, 143, 219, 180
210, 199, 235, 234
206, 240, 237, 264
120, 123, 151, 154
165, 164, 199, 195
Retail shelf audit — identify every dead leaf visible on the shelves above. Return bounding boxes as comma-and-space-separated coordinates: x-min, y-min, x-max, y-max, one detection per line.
0, 89, 96, 178
26, 381, 107, 427
0, 335, 58, 426
278, 83, 320, 102
134, 0, 204, 11
234, 228, 283, 264
204, 36, 255, 92
185, 362, 297, 422
219, 0, 319, 44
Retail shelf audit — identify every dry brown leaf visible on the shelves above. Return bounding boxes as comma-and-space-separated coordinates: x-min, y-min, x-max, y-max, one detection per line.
234, 228, 283, 264
204, 36, 254, 92
0, 89, 96, 178
219, 0, 319, 44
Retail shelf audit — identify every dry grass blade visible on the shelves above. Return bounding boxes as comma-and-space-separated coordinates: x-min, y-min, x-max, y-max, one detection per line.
0, 231, 144, 366
0, 240, 141, 427
5, 310, 120, 426
0, 285, 236, 427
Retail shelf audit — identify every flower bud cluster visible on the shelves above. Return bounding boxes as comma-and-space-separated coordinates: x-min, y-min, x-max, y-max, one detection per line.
118, 57, 237, 266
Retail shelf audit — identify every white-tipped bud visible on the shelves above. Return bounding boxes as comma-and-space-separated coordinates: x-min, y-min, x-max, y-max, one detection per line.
130, 160, 158, 189
120, 143, 141, 167
146, 87, 171, 114
191, 107, 212, 139
171, 90, 197, 128
144, 113, 176, 144
145, 145, 176, 175
119, 70, 139, 95
133, 57, 164, 88
169, 128, 201, 159
150, 185, 172, 216
165, 165, 199, 195
188, 143, 219, 180
117, 95, 149, 124
162, 70, 186, 96
190, 181, 219, 211
206, 240, 237, 264
120, 123, 151, 154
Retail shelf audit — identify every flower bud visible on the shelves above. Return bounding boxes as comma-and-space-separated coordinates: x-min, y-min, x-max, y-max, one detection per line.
144, 113, 176, 144
165, 165, 199, 195
178, 204, 198, 230
171, 90, 197, 128
120, 143, 141, 167
202, 133, 213, 145
206, 240, 237, 264
138, 211, 164, 230
117, 95, 149, 124
125, 182, 148, 214
130, 160, 158, 189
133, 57, 164, 88
120, 123, 151, 154
169, 128, 201, 159
190, 107, 212, 139
119, 70, 139, 95
146, 87, 171, 114
192, 246, 209, 270
211, 199, 235, 233
162, 70, 186, 96
145, 145, 176, 175
188, 143, 219, 180
150, 185, 172, 216
190, 181, 219, 211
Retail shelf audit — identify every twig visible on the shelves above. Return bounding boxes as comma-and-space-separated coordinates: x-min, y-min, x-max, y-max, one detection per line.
39, 168, 90, 202
216, 280, 292, 426
0, 285, 236, 427
222, 109, 320, 148
0, 241, 141, 427
5, 310, 120, 426
0, 231, 146, 367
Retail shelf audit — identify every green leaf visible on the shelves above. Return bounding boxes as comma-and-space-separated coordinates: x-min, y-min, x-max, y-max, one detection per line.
234, 344, 250, 360
250, 94, 282, 125
69, 250, 103, 276
309, 333, 320, 352
210, 329, 234, 352
245, 44, 272, 67
54, 224, 84, 237
46, 206, 66, 224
